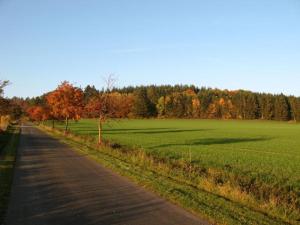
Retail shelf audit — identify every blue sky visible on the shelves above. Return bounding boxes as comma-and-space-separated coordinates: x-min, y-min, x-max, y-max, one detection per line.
0, 0, 300, 98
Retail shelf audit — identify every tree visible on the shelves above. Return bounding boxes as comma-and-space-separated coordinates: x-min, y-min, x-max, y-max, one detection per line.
0, 98, 10, 115
0, 80, 11, 131
85, 75, 117, 144
274, 94, 290, 121
83, 85, 99, 104
27, 106, 49, 122
109, 92, 134, 118
7, 101, 23, 120
156, 96, 167, 117
259, 94, 274, 120
132, 87, 154, 117
244, 93, 259, 119
0, 80, 10, 114
198, 88, 214, 118
171, 92, 189, 117
0, 80, 9, 96
46, 81, 83, 133
288, 96, 300, 122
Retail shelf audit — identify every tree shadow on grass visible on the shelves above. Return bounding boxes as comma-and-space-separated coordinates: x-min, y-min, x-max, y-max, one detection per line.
70, 128, 213, 135
151, 137, 273, 149
70, 127, 171, 133
105, 128, 212, 135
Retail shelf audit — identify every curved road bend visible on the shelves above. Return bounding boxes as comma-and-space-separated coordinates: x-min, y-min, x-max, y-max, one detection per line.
4, 125, 209, 225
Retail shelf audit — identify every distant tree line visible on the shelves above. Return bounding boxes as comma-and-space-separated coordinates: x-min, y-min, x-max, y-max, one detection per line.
5, 83, 300, 124
114, 85, 300, 121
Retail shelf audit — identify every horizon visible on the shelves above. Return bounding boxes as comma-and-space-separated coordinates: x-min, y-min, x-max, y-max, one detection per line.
1, 0, 300, 98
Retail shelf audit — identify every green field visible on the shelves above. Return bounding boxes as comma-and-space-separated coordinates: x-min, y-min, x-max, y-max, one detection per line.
50, 119, 300, 223
58, 119, 300, 185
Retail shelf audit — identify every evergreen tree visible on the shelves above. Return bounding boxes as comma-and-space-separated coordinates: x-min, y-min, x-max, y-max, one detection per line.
83, 85, 99, 104
198, 88, 213, 118
259, 94, 274, 120
274, 94, 290, 121
132, 88, 154, 117
244, 93, 259, 119
232, 91, 246, 119
288, 96, 300, 121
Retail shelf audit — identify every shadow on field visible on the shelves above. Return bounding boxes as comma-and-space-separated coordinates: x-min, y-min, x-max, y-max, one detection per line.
151, 137, 272, 148
63, 128, 172, 135
66, 127, 213, 135
105, 128, 212, 135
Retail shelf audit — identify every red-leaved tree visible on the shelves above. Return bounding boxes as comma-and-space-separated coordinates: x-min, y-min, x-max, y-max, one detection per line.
84, 76, 117, 145
46, 81, 83, 133
27, 106, 50, 122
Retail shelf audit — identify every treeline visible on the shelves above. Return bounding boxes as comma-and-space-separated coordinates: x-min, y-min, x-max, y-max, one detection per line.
22, 83, 300, 122
125, 85, 300, 121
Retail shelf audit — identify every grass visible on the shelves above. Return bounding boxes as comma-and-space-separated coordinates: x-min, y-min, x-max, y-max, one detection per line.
44, 119, 300, 224
0, 126, 20, 224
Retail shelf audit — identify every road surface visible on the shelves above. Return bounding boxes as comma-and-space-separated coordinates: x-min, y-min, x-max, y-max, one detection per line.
4, 125, 209, 225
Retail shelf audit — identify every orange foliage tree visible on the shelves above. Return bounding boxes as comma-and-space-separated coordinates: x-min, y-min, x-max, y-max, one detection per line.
85, 94, 110, 144
46, 82, 83, 133
84, 76, 119, 145
109, 92, 134, 118
85, 93, 133, 144
27, 106, 50, 122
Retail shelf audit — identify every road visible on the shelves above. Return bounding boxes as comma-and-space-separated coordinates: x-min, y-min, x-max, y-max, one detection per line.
4, 125, 209, 225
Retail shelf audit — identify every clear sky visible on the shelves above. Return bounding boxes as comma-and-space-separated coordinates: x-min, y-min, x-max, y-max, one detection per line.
0, 0, 300, 98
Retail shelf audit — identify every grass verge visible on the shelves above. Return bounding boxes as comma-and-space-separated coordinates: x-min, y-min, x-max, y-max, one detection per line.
0, 126, 20, 224
39, 125, 297, 225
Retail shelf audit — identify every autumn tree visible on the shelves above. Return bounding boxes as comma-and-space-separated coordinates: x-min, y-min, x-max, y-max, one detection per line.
109, 92, 134, 118
198, 88, 214, 118
27, 106, 50, 122
156, 96, 167, 117
169, 92, 188, 117
46, 82, 83, 133
7, 99, 23, 120
85, 75, 117, 145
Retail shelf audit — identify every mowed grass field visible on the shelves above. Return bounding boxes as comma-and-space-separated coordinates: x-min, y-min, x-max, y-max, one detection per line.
49, 119, 300, 223
58, 119, 300, 187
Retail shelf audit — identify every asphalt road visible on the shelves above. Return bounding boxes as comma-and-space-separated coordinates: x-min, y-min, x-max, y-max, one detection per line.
4, 125, 209, 225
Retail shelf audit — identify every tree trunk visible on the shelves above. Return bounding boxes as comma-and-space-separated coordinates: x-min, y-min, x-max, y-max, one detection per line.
65, 117, 68, 134
98, 117, 102, 145
52, 119, 55, 129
